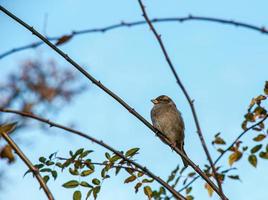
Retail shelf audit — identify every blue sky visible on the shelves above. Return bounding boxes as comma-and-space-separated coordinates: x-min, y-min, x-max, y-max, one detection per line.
0, 0, 268, 199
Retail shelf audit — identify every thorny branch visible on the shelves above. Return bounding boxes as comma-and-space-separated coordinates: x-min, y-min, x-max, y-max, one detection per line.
0, 125, 54, 200
0, 5, 223, 198
0, 15, 267, 59
136, 1, 226, 200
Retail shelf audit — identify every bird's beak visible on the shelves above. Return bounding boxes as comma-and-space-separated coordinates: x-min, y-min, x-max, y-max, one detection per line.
151, 99, 158, 104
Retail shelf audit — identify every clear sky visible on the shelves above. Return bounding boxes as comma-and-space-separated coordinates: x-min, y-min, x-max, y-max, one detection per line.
0, 0, 268, 199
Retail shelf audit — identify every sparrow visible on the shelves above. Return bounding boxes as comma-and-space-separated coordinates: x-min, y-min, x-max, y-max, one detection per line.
151, 95, 188, 167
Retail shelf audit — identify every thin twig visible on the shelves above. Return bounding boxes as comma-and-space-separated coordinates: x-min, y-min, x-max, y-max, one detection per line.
178, 114, 268, 192
0, 108, 185, 200
136, 1, 226, 200
0, 15, 267, 59
0, 129, 54, 200
0, 6, 221, 197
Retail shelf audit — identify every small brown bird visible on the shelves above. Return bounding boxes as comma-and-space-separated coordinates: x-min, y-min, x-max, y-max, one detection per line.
151, 95, 188, 167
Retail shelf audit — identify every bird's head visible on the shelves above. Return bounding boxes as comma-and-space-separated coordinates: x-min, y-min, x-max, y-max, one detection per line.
151, 95, 173, 105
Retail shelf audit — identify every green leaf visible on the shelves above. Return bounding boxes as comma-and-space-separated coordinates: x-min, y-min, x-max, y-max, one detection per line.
85, 160, 95, 170
142, 178, 154, 183
105, 152, 110, 159
250, 144, 262, 154
79, 150, 92, 158
23, 169, 31, 177
62, 180, 79, 188
248, 154, 257, 167
56, 162, 63, 168
49, 152, 57, 160
80, 181, 92, 188
212, 137, 226, 145
125, 148, 140, 157
45, 161, 55, 166
86, 189, 93, 200
81, 170, 94, 177
93, 186, 101, 199
135, 182, 142, 193
74, 148, 84, 157
40, 168, 52, 173
115, 166, 121, 175
186, 195, 194, 200
124, 175, 136, 183
143, 186, 153, 200
43, 175, 49, 184
259, 151, 268, 159
62, 159, 72, 168
186, 187, 192, 194
92, 178, 101, 185
39, 157, 47, 163
73, 190, 81, 200
228, 175, 240, 180
242, 146, 248, 151
137, 172, 144, 177
51, 170, 57, 180
74, 160, 82, 169
188, 172, 196, 177
69, 168, 79, 176
34, 164, 44, 169
109, 155, 121, 163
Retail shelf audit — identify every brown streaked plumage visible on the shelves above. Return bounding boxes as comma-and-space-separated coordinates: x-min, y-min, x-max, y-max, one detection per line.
151, 95, 188, 167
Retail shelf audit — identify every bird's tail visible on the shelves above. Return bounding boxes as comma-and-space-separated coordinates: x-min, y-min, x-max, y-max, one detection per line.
177, 142, 188, 168
181, 147, 188, 168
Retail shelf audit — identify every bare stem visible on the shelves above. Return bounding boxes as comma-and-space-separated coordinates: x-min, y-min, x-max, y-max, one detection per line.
0, 130, 54, 200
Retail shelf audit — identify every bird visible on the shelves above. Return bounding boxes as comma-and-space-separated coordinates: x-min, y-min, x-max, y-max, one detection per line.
150, 95, 188, 167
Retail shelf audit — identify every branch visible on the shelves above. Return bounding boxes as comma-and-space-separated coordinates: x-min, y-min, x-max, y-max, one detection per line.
0, 15, 267, 59
136, 1, 226, 200
0, 108, 185, 200
178, 114, 268, 192
0, 6, 222, 197
0, 126, 54, 200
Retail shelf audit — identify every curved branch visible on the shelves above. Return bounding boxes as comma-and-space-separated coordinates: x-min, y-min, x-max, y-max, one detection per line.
0, 128, 54, 200
136, 1, 226, 200
0, 6, 222, 197
0, 108, 185, 200
0, 15, 267, 59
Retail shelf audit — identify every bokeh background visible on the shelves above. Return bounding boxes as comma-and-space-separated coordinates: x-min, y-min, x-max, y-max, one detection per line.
0, 0, 268, 199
